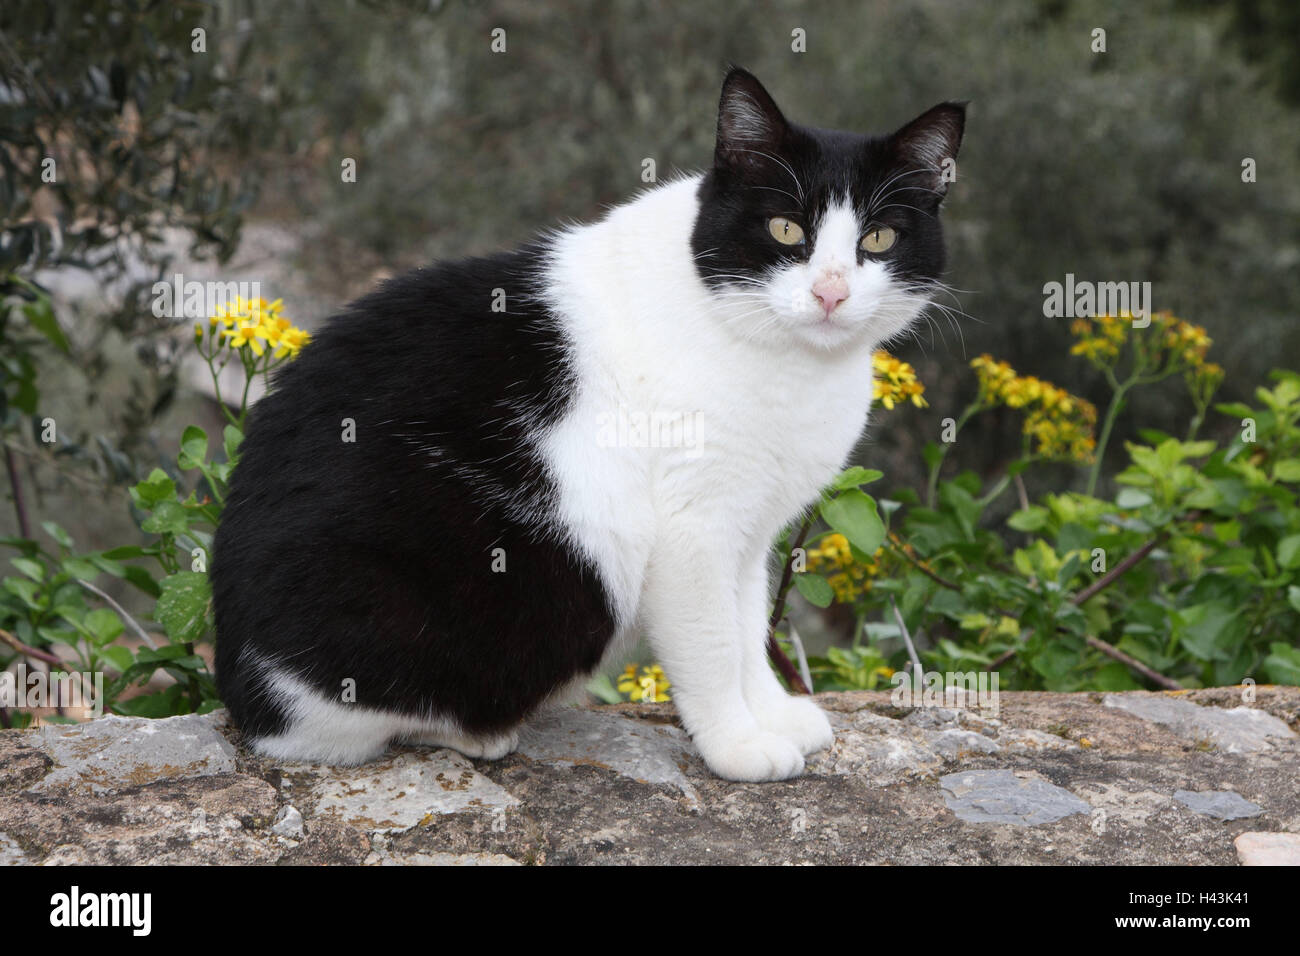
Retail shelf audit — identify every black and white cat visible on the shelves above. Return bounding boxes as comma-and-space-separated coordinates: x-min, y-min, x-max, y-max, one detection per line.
212, 69, 964, 782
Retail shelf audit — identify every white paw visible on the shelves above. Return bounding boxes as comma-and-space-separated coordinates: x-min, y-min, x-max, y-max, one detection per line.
408, 727, 519, 761
472, 729, 520, 761
753, 696, 834, 756
696, 727, 805, 782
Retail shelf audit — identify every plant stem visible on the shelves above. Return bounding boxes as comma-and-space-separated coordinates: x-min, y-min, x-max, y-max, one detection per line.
76, 578, 157, 650
886, 543, 961, 593
889, 596, 924, 688
1087, 379, 1131, 496
766, 521, 812, 694
927, 402, 979, 506
1072, 527, 1173, 606
4, 445, 32, 539
0, 627, 62, 665
1084, 634, 1181, 690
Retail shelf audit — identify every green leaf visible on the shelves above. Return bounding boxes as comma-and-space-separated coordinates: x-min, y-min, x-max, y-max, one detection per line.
41, 522, 73, 549
100, 645, 134, 674
101, 545, 155, 560
1263, 643, 1300, 684
154, 571, 211, 644
124, 565, 161, 598
36, 624, 80, 647
10, 557, 45, 582
794, 573, 835, 608
112, 685, 191, 718
223, 425, 244, 462
1007, 506, 1049, 532
831, 467, 884, 490
141, 500, 190, 536
22, 296, 70, 353
177, 425, 208, 470
820, 489, 886, 556
60, 557, 101, 580
1272, 459, 1300, 483
1057, 551, 1081, 586
1278, 535, 1300, 571
1177, 602, 1248, 662
1029, 643, 1081, 681
132, 469, 176, 509
1115, 488, 1153, 509
584, 672, 623, 704
938, 481, 981, 540
84, 608, 124, 645
4, 577, 43, 609
1214, 402, 1255, 419
87, 554, 126, 577
1093, 660, 1142, 691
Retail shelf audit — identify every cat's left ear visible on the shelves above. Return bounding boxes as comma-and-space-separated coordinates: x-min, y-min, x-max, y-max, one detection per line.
713, 68, 793, 176
889, 102, 967, 201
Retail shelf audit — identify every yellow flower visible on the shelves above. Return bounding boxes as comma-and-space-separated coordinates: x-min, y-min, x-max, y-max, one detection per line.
222, 321, 264, 355
1070, 311, 1213, 374
209, 295, 310, 360
804, 532, 883, 603
969, 354, 1096, 463
873, 351, 928, 410
617, 664, 671, 702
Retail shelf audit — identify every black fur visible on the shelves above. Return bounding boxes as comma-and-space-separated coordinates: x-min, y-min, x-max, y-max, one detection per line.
691, 68, 965, 291
212, 247, 617, 738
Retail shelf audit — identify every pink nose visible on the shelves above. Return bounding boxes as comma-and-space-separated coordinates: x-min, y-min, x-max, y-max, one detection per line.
812, 274, 849, 316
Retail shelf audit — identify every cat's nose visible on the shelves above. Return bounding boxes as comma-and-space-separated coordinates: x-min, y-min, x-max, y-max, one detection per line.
812, 274, 849, 317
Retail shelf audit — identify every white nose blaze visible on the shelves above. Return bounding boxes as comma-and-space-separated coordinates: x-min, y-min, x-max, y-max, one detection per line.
809, 201, 861, 317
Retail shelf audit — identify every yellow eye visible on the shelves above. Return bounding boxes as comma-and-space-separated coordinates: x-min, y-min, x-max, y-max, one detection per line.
860, 226, 897, 254
768, 217, 805, 245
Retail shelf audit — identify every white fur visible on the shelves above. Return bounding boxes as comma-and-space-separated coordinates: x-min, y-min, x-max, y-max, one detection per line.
538, 176, 927, 780
253, 175, 929, 780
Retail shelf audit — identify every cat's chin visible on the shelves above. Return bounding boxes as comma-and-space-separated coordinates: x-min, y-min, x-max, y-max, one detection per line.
785, 313, 876, 352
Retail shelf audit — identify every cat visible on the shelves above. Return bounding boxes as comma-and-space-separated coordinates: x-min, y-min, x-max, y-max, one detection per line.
212, 68, 965, 782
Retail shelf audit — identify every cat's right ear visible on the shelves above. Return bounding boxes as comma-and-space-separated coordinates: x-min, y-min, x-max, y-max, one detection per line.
713, 68, 792, 175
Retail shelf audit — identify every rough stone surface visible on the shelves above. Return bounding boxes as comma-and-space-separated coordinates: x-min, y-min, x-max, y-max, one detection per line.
31, 713, 236, 793
940, 770, 1092, 825
517, 708, 701, 807
1, 687, 1297, 864
1173, 789, 1263, 820
270, 805, 305, 839
306, 750, 519, 833
1103, 693, 1297, 753
1234, 831, 1300, 866
0, 832, 27, 865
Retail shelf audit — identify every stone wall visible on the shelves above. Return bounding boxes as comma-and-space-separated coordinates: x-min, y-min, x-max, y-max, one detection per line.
1, 687, 1297, 865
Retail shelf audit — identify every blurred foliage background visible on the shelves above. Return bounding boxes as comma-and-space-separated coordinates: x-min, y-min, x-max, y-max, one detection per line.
1, 0, 1298, 667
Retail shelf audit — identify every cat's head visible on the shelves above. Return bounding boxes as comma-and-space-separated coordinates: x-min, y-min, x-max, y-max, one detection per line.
691, 68, 965, 351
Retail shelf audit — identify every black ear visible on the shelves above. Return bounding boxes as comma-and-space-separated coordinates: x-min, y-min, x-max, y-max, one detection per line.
714, 68, 792, 175
889, 102, 966, 199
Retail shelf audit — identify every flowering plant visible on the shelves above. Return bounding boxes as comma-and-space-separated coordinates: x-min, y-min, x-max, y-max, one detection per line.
769, 316, 1300, 694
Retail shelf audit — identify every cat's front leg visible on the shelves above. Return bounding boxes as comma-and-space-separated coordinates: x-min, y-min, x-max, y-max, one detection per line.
738, 551, 834, 756
641, 528, 805, 782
